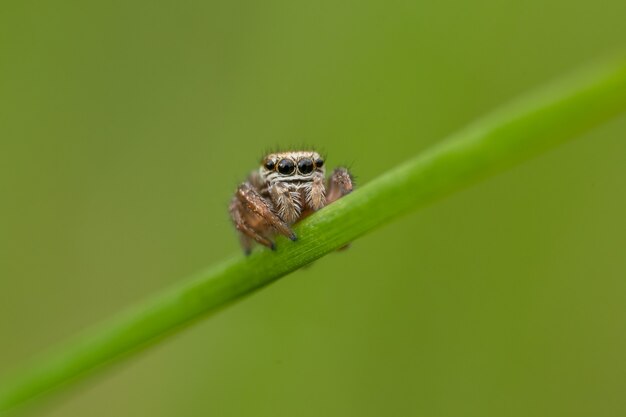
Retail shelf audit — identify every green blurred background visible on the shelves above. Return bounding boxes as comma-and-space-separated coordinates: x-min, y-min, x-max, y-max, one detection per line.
1, 0, 626, 416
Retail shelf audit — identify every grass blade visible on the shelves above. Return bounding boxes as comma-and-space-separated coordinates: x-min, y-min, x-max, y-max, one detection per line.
2, 57, 626, 414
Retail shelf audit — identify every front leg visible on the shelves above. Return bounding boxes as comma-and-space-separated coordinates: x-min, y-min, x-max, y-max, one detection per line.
326, 167, 353, 203
229, 197, 274, 254
235, 183, 297, 241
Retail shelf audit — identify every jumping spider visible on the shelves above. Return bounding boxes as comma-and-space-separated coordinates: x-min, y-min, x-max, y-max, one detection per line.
230, 151, 353, 254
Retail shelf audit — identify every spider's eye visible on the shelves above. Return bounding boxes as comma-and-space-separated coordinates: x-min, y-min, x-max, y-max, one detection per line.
297, 158, 314, 174
264, 159, 275, 171
315, 158, 324, 168
277, 159, 295, 175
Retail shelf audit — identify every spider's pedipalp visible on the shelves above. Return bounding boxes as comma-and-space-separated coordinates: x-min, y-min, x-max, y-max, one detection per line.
307, 171, 326, 211
269, 182, 301, 224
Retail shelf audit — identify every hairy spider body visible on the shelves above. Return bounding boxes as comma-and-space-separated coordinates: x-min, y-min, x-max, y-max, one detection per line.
230, 151, 353, 254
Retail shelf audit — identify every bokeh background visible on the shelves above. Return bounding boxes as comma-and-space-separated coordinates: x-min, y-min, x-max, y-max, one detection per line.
2, 0, 626, 416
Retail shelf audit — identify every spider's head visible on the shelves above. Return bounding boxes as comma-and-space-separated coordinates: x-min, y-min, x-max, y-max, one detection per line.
260, 151, 325, 183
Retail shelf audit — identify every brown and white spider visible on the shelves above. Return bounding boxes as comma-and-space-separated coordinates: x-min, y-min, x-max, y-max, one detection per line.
229, 151, 353, 254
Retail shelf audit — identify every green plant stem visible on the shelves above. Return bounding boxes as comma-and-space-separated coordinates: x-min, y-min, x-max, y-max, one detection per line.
2, 57, 626, 414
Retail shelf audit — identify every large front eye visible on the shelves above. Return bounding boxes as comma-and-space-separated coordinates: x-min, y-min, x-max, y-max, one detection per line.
297, 158, 314, 174
277, 159, 295, 175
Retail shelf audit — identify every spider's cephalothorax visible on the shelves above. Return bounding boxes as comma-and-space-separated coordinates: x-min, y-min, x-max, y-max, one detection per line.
229, 151, 353, 254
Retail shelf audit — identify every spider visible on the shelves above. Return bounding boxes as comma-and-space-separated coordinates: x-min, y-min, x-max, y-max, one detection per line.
229, 151, 354, 254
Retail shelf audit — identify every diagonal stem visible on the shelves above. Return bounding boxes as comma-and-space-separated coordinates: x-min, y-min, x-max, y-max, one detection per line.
2, 56, 626, 414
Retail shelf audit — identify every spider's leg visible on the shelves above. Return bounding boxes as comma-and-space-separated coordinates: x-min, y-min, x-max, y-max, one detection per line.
326, 167, 353, 204
229, 197, 275, 253
236, 183, 297, 241
269, 182, 301, 224
238, 233, 254, 255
